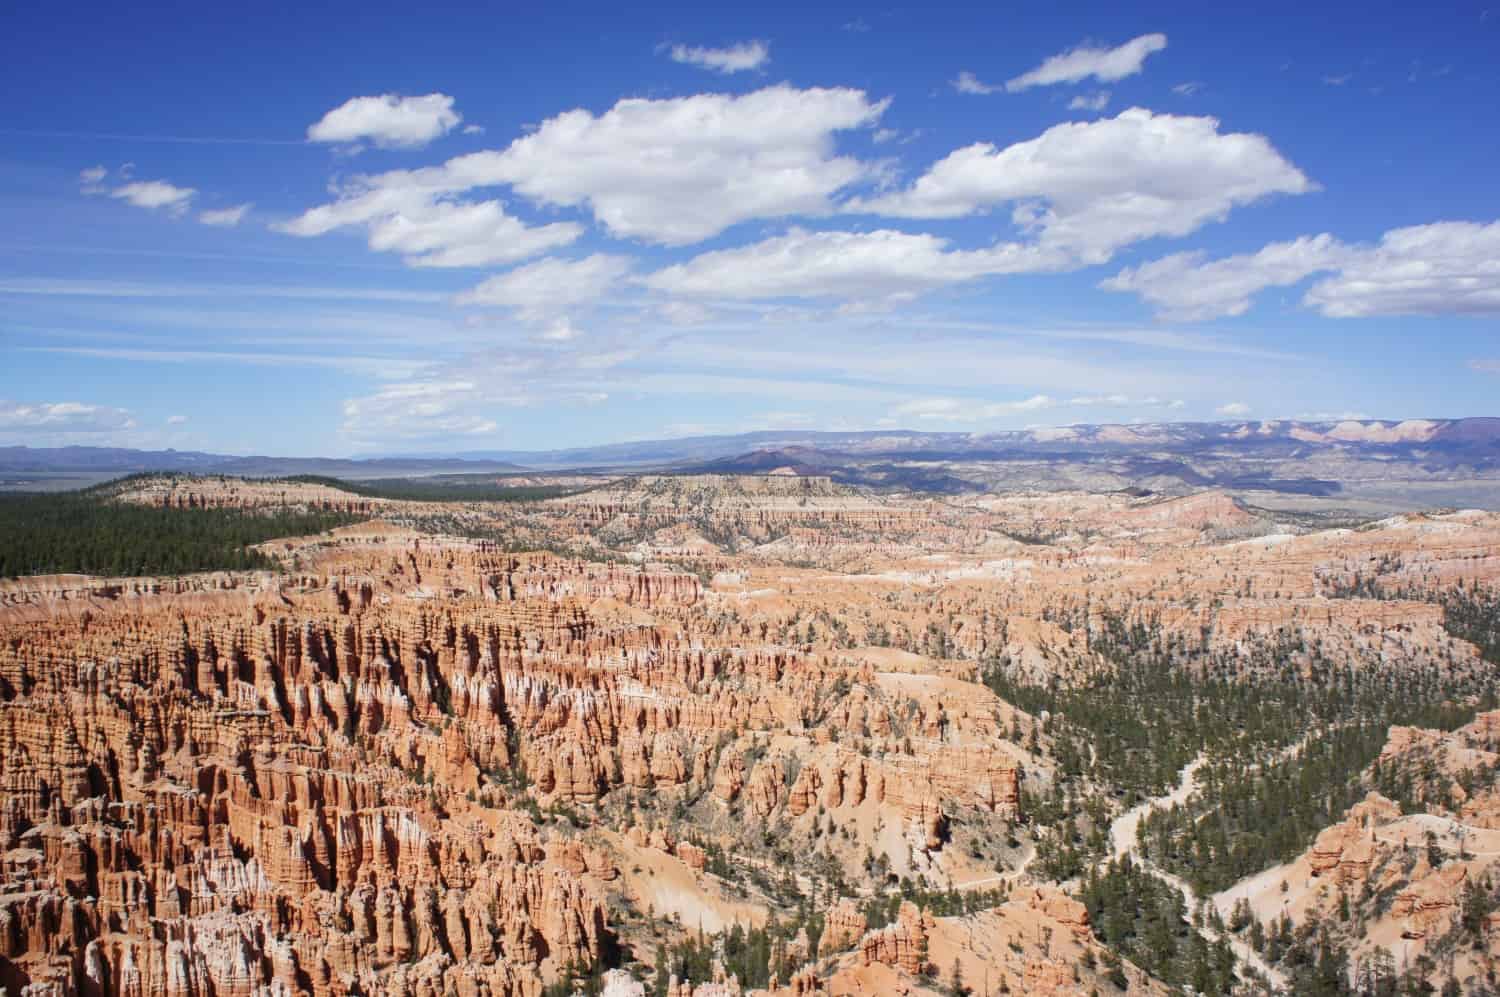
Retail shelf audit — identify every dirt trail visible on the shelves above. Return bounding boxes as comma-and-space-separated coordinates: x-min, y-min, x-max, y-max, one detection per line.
1105, 754, 1291, 994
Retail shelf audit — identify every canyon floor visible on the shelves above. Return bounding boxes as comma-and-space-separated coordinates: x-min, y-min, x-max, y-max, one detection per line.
3, 471, 1500, 996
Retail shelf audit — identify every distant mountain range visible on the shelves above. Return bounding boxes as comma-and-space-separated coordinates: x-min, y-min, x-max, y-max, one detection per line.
0, 445, 521, 480
5, 418, 1500, 510
436, 417, 1500, 468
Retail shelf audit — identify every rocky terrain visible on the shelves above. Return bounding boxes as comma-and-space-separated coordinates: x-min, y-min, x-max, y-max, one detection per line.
2, 471, 1499, 995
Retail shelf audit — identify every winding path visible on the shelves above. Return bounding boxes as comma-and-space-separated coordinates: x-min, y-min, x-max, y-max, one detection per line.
1105, 754, 1291, 994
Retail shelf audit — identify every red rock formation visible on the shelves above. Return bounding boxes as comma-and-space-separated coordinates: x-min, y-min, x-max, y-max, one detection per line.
859, 902, 933, 976
819, 897, 869, 955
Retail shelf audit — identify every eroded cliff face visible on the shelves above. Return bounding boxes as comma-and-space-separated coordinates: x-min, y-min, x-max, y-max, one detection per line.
0, 561, 634, 994
6, 476, 1500, 996
1213, 711, 1500, 994
0, 527, 1042, 996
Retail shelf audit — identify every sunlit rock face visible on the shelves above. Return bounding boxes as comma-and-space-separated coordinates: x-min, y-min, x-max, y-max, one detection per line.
3, 475, 1500, 995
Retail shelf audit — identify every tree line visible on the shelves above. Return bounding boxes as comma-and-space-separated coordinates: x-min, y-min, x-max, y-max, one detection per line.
0, 489, 360, 577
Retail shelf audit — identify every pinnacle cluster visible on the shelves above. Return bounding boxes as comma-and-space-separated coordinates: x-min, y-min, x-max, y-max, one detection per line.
2, 473, 1499, 995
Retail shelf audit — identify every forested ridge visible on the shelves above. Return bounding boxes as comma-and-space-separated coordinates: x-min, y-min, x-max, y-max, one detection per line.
981, 603, 1500, 992
0, 488, 361, 577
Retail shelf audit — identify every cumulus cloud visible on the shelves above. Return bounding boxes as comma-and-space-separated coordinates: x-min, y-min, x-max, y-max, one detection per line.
1216, 401, 1252, 416
1305, 221, 1500, 317
1101, 233, 1348, 319
642, 228, 1070, 304
198, 203, 252, 227
110, 180, 197, 215
1006, 33, 1167, 91
456, 254, 633, 318
1105, 220, 1500, 319
286, 86, 889, 250
669, 40, 769, 73
478, 85, 886, 245
0, 400, 136, 436
307, 93, 462, 149
853, 108, 1313, 264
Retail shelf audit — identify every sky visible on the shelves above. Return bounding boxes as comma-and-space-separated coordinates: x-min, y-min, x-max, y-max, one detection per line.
2, 1, 1498, 456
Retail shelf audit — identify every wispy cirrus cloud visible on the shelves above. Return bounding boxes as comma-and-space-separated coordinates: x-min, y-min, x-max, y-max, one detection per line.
109, 179, 197, 215
1006, 33, 1167, 91
198, 203, 252, 227
668, 40, 769, 73
0, 399, 136, 436
952, 71, 1001, 95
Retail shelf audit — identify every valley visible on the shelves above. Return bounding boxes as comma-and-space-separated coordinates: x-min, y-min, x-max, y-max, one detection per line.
1, 457, 1499, 995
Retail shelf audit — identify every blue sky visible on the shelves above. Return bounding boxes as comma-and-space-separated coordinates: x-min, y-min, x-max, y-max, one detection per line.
2, 1, 1497, 456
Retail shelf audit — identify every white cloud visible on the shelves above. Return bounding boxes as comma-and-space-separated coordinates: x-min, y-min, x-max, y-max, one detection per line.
462, 124, 485, 135
891, 394, 1185, 421
1067, 91, 1111, 112
538, 317, 582, 342
110, 180, 197, 215
1304, 221, 1500, 317
456, 253, 633, 318
669, 40, 769, 73
1101, 233, 1347, 319
1105, 220, 1500, 320
293, 86, 889, 249
1293, 410, 1370, 421
1006, 33, 1167, 91
166, 414, 188, 425
1472, 360, 1500, 375
341, 380, 497, 439
1216, 401, 1251, 416
0, 400, 136, 435
276, 186, 582, 268
1323, 73, 1352, 86
198, 203, 252, 227
953, 71, 1000, 95
338, 344, 640, 445
1172, 81, 1203, 97
484, 85, 887, 245
79, 165, 107, 193
854, 108, 1312, 264
894, 395, 1056, 422
656, 300, 716, 326
307, 93, 461, 149
1066, 393, 1182, 408
642, 228, 1070, 304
